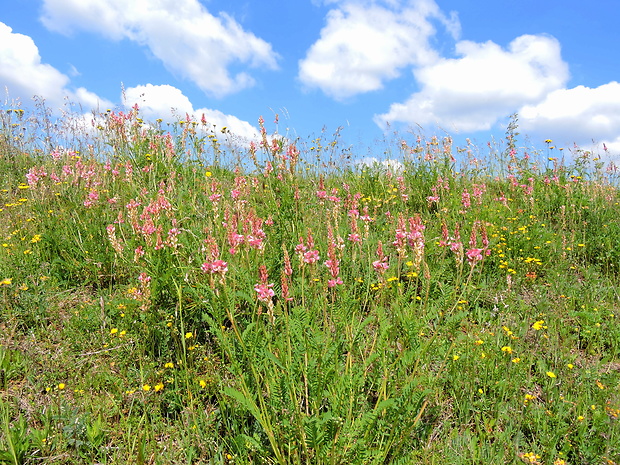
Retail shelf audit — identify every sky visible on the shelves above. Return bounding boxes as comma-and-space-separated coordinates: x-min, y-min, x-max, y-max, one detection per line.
2, 0, 620, 160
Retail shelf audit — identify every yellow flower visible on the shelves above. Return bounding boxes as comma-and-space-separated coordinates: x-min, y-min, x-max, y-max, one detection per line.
199, 379, 207, 388
185, 332, 193, 339
546, 371, 557, 378
0, 278, 12, 286
142, 384, 151, 391
57, 383, 66, 390
164, 362, 174, 369
205, 171, 212, 177
154, 382, 164, 392
30, 234, 42, 243
501, 346, 513, 354
110, 328, 118, 335
532, 320, 545, 331
512, 357, 521, 363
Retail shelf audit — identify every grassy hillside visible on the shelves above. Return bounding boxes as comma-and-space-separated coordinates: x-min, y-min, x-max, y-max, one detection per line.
1, 107, 620, 464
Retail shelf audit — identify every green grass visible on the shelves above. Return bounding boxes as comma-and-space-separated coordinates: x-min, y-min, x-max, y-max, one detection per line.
1, 107, 620, 464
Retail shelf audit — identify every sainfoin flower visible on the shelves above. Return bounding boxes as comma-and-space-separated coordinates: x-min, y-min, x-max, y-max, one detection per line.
373, 259, 389, 273
466, 248, 484, 264
201, 260, 228, 275
303, 249, 320, 264
254, 283, 275, 302
255, 265, 275, 303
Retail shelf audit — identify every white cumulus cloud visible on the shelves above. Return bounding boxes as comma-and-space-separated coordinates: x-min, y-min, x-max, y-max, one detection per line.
40, 0, 279, 97
375, 34, 569, 132
0, 22, 111, 109
519, 82, 620, 153
123, 84, 261, 142
298, 0, 459, 100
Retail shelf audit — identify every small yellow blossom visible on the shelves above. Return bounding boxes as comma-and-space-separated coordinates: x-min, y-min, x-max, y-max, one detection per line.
520, 452, 541, 464
512, 357, 521, 363
546, 371, 557, 378
199, 379, 207, 388
57, 383, 66, 390
164, 362, 174, 369
501, 346, 513, 354
154, 382, 164, 392
185, 332, 193, 339
0, 278, 12, 286
142, 384, 151, 391
110, 328, 118, 335
532, 320, 545, 331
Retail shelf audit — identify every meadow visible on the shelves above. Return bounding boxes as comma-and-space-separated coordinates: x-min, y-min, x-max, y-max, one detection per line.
1, 104, 620, 464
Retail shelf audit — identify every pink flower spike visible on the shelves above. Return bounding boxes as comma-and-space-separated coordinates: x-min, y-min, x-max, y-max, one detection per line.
202, 260, 228, 275
466, 248, 484, 264
373, 259, 389, 273
254, 283, 275, 303
303, 249, 320, 264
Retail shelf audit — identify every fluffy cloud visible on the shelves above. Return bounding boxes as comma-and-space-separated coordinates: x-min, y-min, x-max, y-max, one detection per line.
519, 82, 620, 153
299, 0, 459, 100
124, 84, 260, 142
40, 0, 279, 97
0, 22, 111, 109
375, 34, 569, 132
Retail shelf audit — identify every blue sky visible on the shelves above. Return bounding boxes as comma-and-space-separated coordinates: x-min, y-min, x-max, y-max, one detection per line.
2, 0, 620, 159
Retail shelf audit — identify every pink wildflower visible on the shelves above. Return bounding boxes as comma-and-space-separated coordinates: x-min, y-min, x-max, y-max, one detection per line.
466, 248, 484, 264
202, 259, 228, 275
348, 233, 362, 243
461, 190, 471, 209
303, 249, 320, 264
255, 265, 275, 303
134, 246, 145, 263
